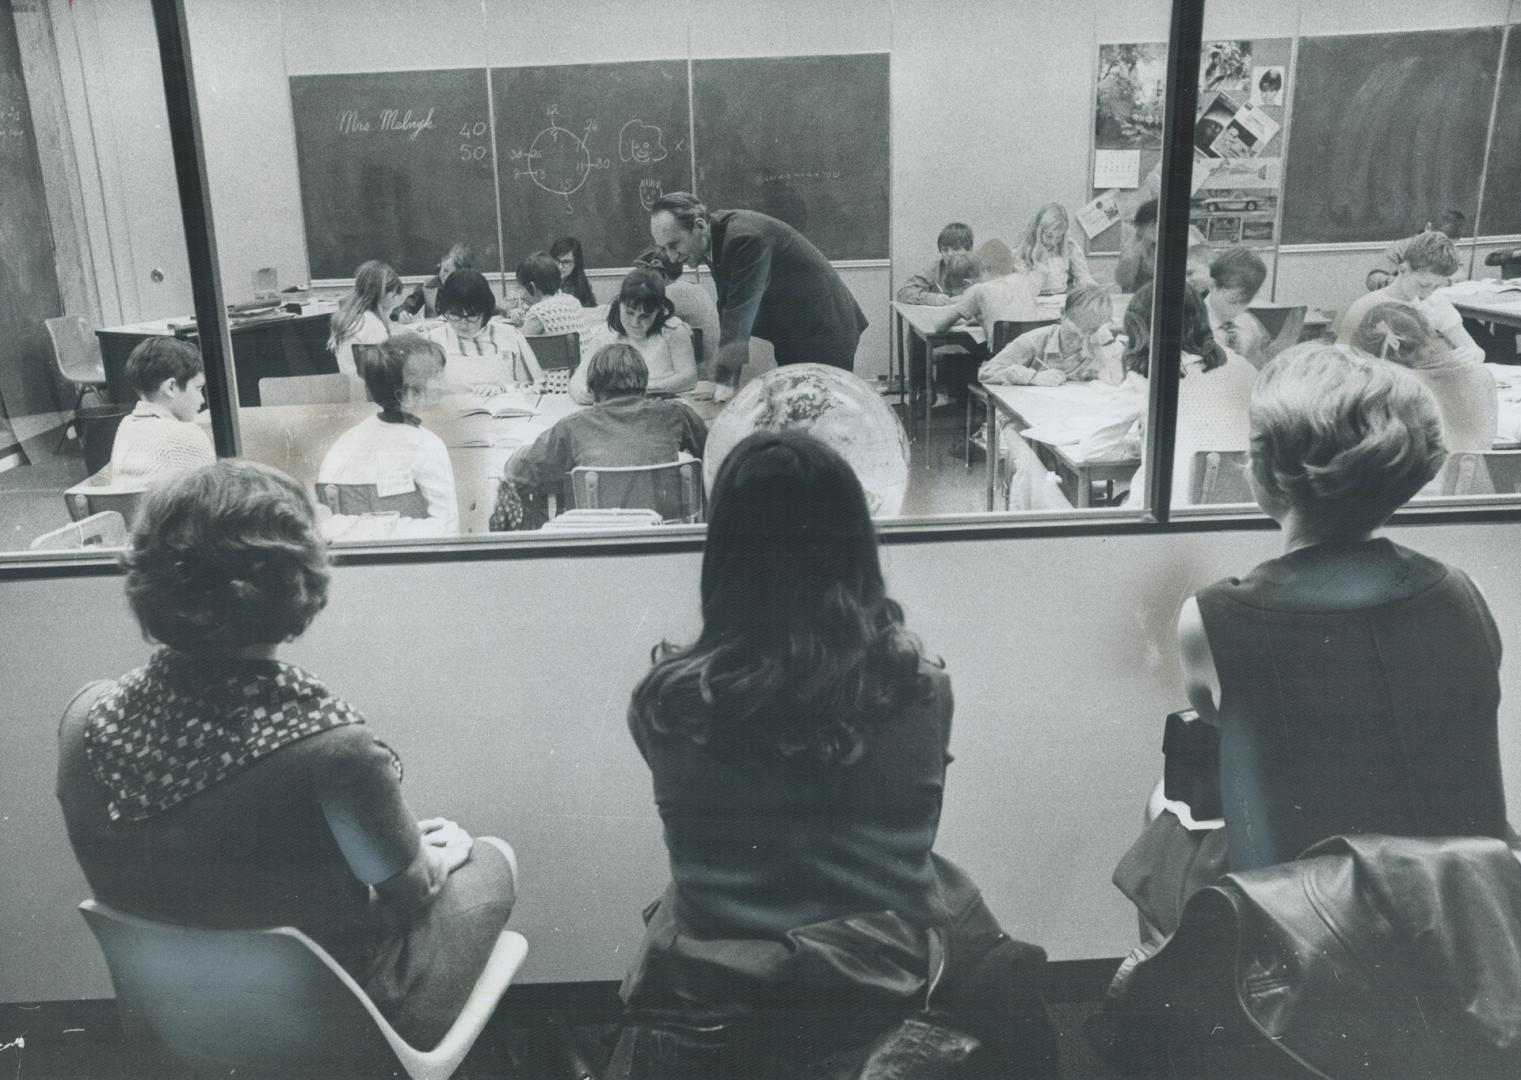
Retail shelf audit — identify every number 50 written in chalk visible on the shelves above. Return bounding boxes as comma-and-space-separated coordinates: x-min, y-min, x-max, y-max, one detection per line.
459, 144, 488, 161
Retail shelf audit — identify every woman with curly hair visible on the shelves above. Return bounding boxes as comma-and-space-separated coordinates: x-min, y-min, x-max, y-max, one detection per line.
608, 431, 1055, 1079
55, 460, 518, 1051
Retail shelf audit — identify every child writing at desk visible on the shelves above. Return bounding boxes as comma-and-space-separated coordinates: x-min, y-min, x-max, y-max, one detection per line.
1336, 231, 1484, 365
896, 222, 975, 305
572, 269, 696, 404
1013, 203, 1095, 294
317, 335, 457, 538
422, 269, 544, 391
979, 285, 1122, 387
928, 267, 1043, 343
108, 337, 214, 487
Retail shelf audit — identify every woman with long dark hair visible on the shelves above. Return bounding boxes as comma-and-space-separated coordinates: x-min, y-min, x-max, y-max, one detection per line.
610, 431, 1055, 1079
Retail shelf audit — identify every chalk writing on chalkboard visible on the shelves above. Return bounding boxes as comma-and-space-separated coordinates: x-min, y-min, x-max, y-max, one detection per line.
618, 119, 669, 165
509, 105, 612, 213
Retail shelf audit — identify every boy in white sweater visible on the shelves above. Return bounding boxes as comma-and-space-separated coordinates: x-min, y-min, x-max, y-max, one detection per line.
108, 338, 214, 486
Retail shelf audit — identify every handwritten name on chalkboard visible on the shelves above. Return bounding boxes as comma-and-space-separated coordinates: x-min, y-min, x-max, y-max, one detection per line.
336, 108, 440, 139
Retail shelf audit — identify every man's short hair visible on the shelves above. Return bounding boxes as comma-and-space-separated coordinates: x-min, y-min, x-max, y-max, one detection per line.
1209, 248, 1267, 297
1132, 199, 1159, 228
515, 252, 562, 296
937, 222, 974, 251
1249, 343, 1445, 539
1401, 231, 1460, 277
649, 191, 708, 230
125, 337, 203, 399
585, 342, 648, 401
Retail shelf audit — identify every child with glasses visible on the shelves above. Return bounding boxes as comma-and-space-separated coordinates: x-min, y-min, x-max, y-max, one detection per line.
422, 269, 544, 392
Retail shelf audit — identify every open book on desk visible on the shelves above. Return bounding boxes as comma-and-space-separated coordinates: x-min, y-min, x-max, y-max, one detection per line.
456, 391, 540, 420
454, 419, 550, 449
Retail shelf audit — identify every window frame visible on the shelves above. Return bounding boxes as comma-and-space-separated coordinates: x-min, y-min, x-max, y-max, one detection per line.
6, 0, 1521, 574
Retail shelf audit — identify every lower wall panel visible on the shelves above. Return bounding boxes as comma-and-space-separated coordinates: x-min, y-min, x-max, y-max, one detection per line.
3, 519, 1519, 1001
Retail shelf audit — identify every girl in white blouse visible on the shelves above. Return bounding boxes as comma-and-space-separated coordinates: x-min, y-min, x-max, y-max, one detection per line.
327, 260, 403, 377
422, 269, 543, 391
1013, 203, 1095, 294
572, 269, 696, 404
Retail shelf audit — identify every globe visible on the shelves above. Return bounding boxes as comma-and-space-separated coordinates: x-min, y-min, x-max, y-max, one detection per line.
703, 364, 910, 517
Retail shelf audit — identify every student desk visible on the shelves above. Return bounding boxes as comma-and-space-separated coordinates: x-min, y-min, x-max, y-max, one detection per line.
1446, 286, 1521, 332
891, 302, 984, 445
97, 309, 336, 407
970, 381, 1141, 511
212, 391, 721, 539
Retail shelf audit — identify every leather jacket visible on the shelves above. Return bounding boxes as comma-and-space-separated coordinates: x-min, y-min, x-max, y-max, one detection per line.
1112, 834, 1521, 1079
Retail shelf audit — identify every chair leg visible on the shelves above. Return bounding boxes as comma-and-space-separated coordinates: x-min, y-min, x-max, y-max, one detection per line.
56, 385, 89, 452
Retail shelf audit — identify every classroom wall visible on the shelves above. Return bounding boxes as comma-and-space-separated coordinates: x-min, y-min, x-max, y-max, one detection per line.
4, 518, 1521, 1003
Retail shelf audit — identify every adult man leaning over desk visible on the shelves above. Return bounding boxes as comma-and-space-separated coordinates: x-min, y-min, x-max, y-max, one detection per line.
649, 192, 868, 402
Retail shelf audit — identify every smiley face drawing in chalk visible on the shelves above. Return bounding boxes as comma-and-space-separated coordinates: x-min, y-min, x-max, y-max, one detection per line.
510, 104, 610, 212
618, 120, 668, 166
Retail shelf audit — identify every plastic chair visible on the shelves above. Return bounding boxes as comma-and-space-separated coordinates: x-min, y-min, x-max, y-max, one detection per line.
990, 319, 1058, 353
570, 459, 703, 523
45, 315, 109, 450
64, 466, 146, 525
1188, 451, 1254, 505
79, 897, 528, 1080
317, 482, 430, 519
29, 511, 128, 551
540, 508, 663, 531
1436, 451, 1521, 496
259, 373, 364, 407
524, 332, 580, 392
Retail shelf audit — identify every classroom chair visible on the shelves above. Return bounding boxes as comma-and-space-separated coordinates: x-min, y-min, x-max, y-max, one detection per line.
1436, 451, 1521, 497
29, 510, 128, 552
45, 315, 110, 451
317, 482, 430, 520
1246, 305, 1307, 365
990, 319, 1058, 353
258, 373, 364, 407
570, 459, 703, 523
64, 467, 146, 526
540, 507, 664, 531
79, 895, 529, 1080
524, 331, 580, 392
1188, 451, 1254, 505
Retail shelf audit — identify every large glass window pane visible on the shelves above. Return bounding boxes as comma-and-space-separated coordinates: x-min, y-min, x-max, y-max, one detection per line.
1176, 0, 1521, 518
1, 0, 193, 554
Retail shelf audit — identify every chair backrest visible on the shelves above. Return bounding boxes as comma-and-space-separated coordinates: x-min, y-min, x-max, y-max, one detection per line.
991, 319, 1058, 353
79, 899, 405, 1078
30, 511, 128, 551
525, 332, 580, 392
1189, 450, 1254, 505
44, 315, 107, 385
1436, 451, 1521, 497
259, 373, 364, 407
540, 508, 664, 531
1251, 304, 1308, 362
570, 459, 703, 523
316, 482, 430, 519
64, 471, 146, 525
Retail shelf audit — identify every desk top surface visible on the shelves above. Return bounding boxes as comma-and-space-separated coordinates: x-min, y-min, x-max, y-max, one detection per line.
101, 304, 338, 337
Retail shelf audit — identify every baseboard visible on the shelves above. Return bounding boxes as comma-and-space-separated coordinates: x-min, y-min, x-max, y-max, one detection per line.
0, 957, 1124, 1045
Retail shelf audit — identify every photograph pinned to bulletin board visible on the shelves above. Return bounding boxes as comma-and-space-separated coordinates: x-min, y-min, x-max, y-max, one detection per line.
1088, 38, 1291, 257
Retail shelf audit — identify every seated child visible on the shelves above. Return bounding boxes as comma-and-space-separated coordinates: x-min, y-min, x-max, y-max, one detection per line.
896, 222, 975, 305
1350, 300, 1498, 453
930, 266, 1043, 342
328, 260, 403, 376
1012, 203, 1095, 294
573, 269, 696, 403
108, 337, 214, 486
633, 247, 721, 379
497, 343, 707, 529
1114, 198, 1209, 293
1366, 210, 1466, 291
1204, 248, 1270, 366
517, 252, 585, 337
1337, 232, 1483, 365
423, 269, 544, 390
317, 335, 458, 537
1113, 343, 1507, 943
56, 458, 517, 1052
978, 284, 1123, 386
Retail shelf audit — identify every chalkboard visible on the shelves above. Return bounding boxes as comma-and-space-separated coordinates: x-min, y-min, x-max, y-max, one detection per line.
0, 1, 65, 435
290, 69, 498, 278
1281, 28, 1503, 244
1480, 26, 1521, 238
493, 61, 691, 269
692, 54, 890, 261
